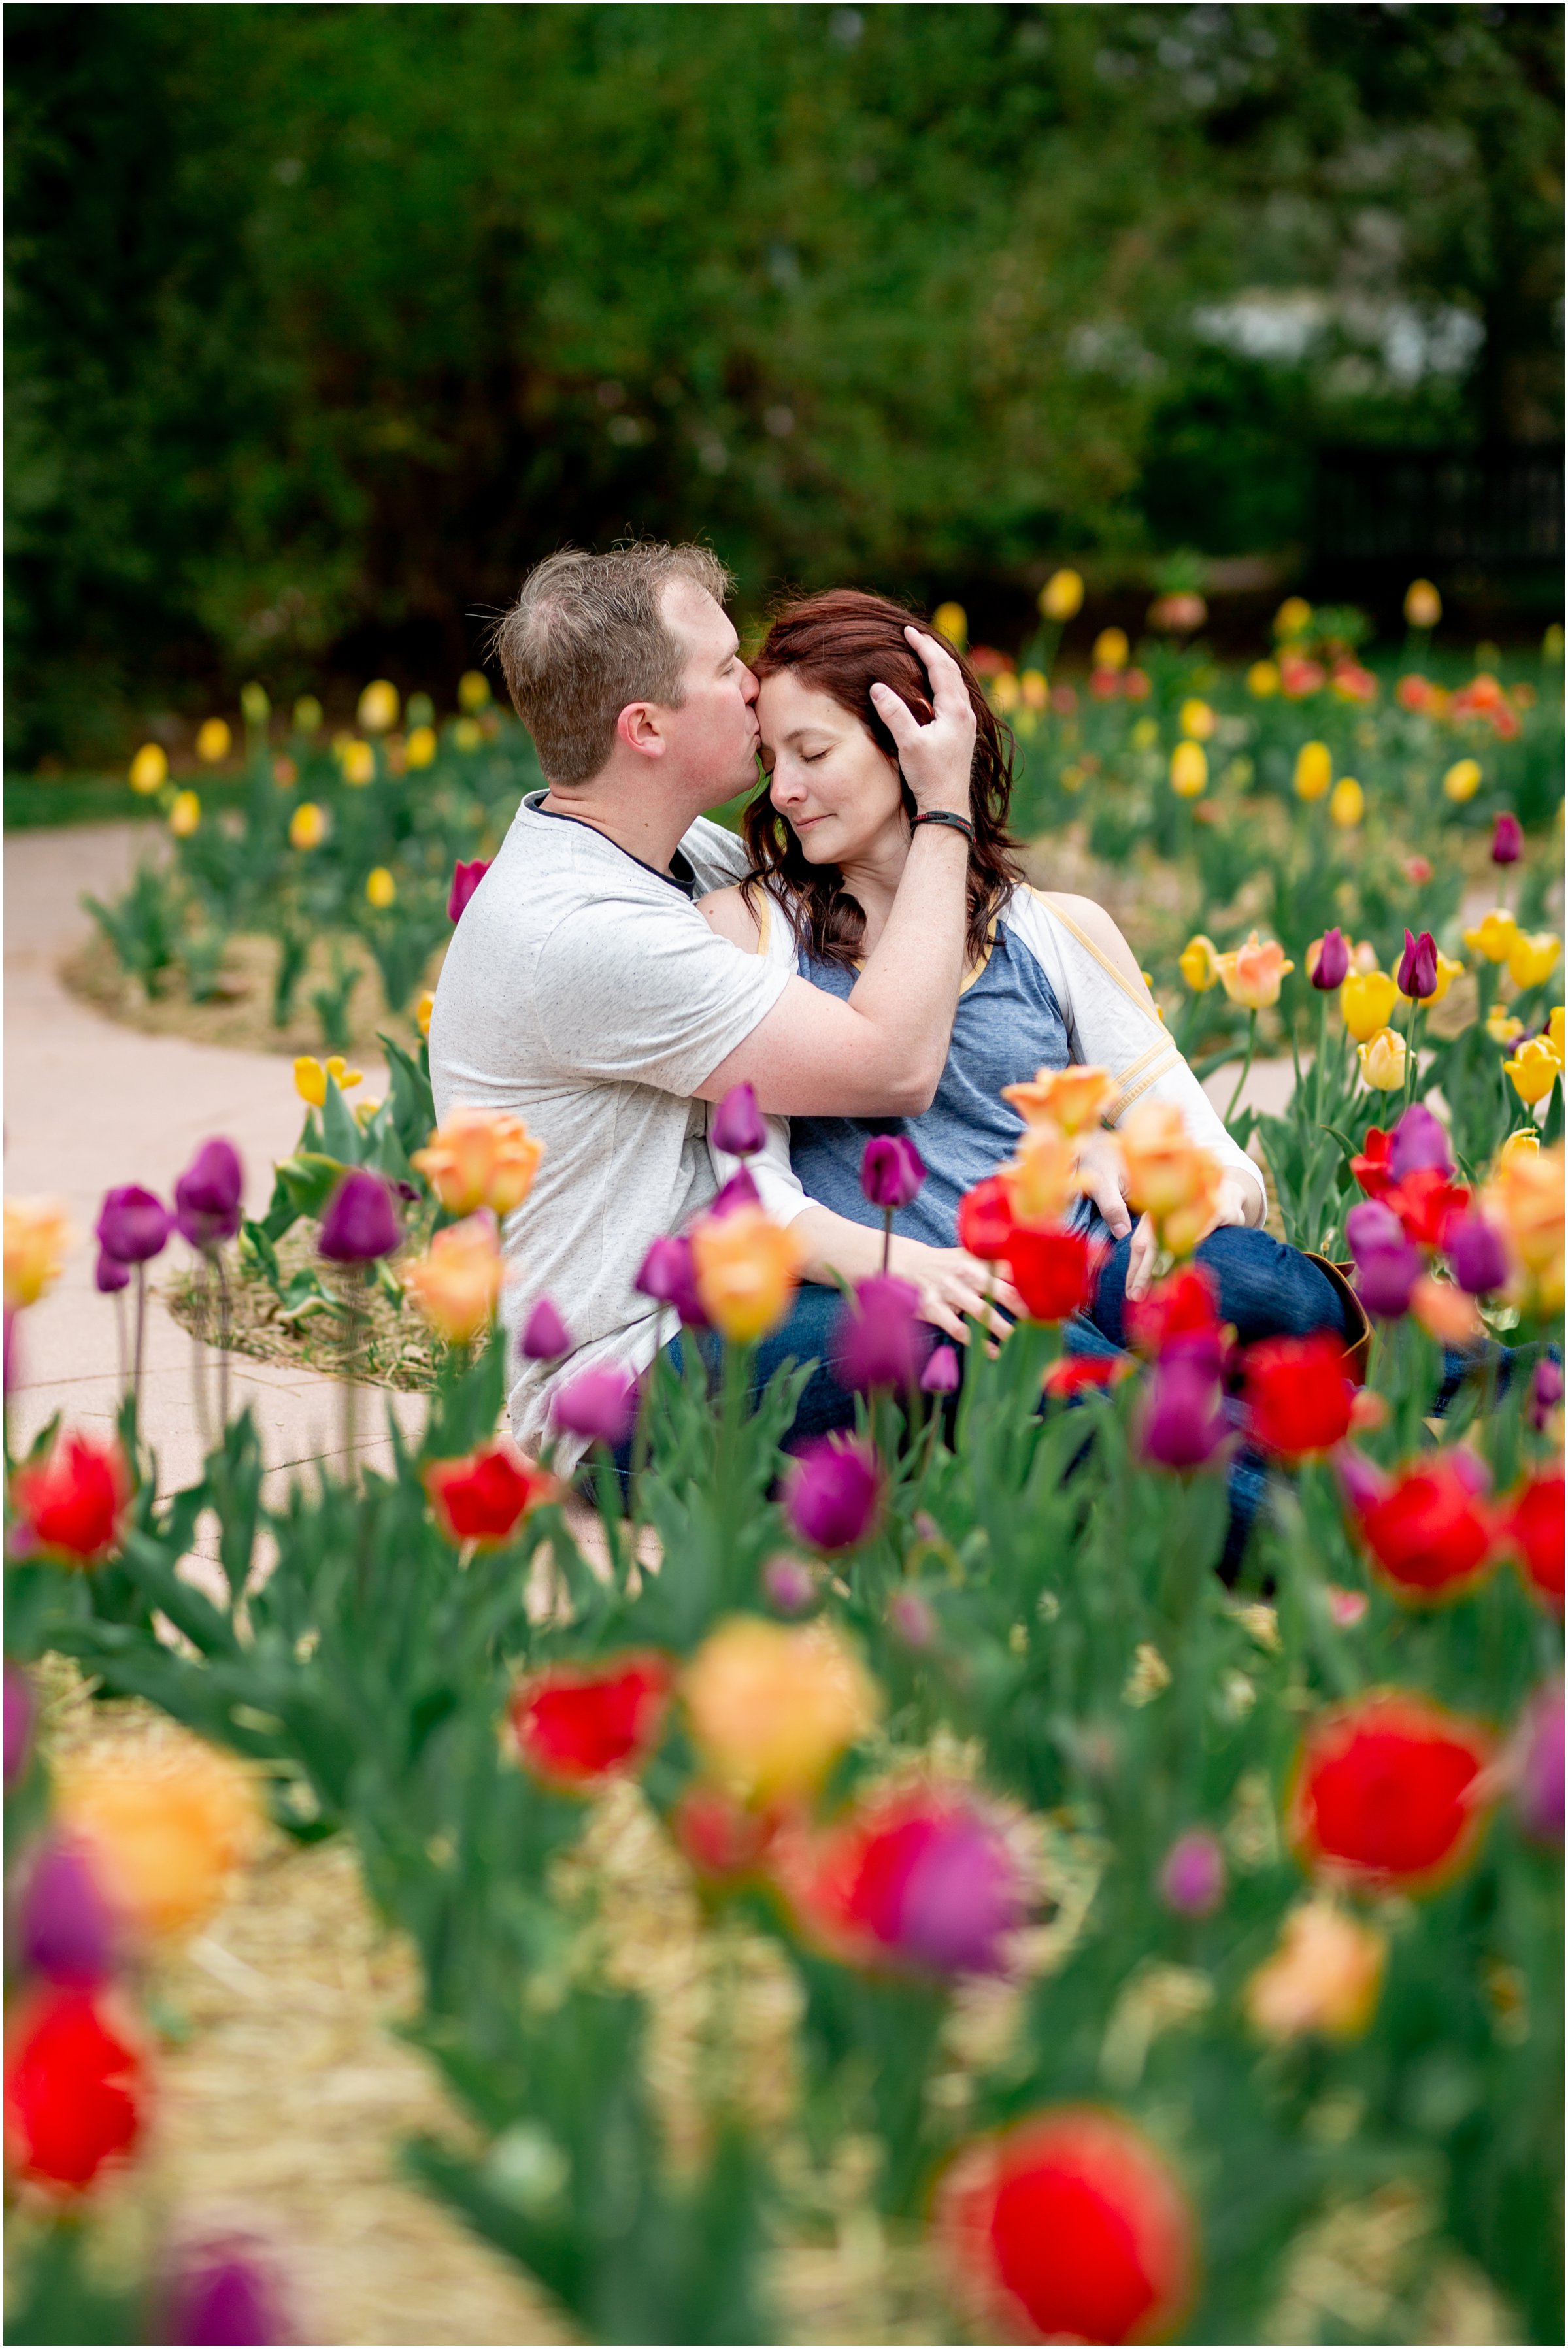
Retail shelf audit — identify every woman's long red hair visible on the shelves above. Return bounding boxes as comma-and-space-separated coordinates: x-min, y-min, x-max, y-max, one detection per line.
742, 589, 1024, 971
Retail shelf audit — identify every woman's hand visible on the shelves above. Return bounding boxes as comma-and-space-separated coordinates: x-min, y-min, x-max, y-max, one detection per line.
1078, 1133, 1260, 1304
888, 1237, 1023, 1346
1124, 1167, 1259, 1303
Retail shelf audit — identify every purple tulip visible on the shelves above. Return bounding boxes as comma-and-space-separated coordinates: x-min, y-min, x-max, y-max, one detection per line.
174, 1140, 244, 1248
920, 1344, 961, 1395
5, 1665, 35, 1789
17, 1838, 118, 1986
448, 858, 490, 924
707, 1166, 761, 1220
317, 1169, 401, 1263
1397, 927, 1439, 1001
887, 1589, 939, 1650
861, 1133, 927, 1212
520, 1297, 573, 1359
1491, 812, 1524, 867
710, 1082, 766, 1158
95, 1184, 172, 1266
891, 1807, 1024, 1975
95, 1248, 131, 1295
165, 2236, 292, 2347
1388, 1101, 1454, 1180
761, 1555, 818, 1615
1139, 1339, 1228, 1469
634, 1235, 708, 1327
837, 1276, 927, 1391
1158, 1829, 1226, 1917
1531, 1355, 1564, 1431
1446, 1214, 1509, 1297
782, 1435, 883, 1551
1333, 1442, 1390, 1520
550, 1362, 638, 1446
1354, 1244, 1424, 1320
1310, 928, 1350, 990
1346, 1199, 1406, 1258
1511, 1683, 1563, 1845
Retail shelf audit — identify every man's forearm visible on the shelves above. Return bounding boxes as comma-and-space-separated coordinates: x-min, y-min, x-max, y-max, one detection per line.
839, 821, 971, 1105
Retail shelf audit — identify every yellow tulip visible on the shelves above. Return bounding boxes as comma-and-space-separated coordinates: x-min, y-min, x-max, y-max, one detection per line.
1340, 968, 1399, 1042
1443, 758, 1482, 803
452, 718, 484, 752
1215, 931, 1293, 1009
403, 1212, 504, 1344
1481, 1141, 1564, 1315
1001, 1065, 1115, 1135
195, 718, 231, 763
1245, 1901, 1386, 2042
57, 1740, 261, 1942
1092, 627, 1129, 673
1486, 1006, 1525, 1046
458, 669, 492, 712
416, 989, 435, 1040
168, 789, 201, 838
1131, 716, 1159, 750
1179, 934, 1220, 992
292, 695, 323, 734
1505, 1036, 1561, 1107
1020, 668, 1048, 711
682, 1616, 880, 1805
990, 671, 1021, 714
690, 1204, 801, 1343
339, 738, 376, 787
4, 1197, 72, 1311
1496, 1127, 1541, 1170
1403, 579, 1441, 629
1059, 761, 1084, 791
1357, 1027, 1408, 1092
240, 680, 270, 727
365, 866, 397, 910
405, 724, 438, 769
1169, 741, 1208, 799
358, 680, 399, 735
1328, 776, 1364, 829
1544, 624, 1565, 664
1507, 931, 1561, 991
1178, 697, 1217, 742
1039, 569, 1084, 622
1463, 908, 1520, 965
1293, 741, 1332, 801
293, 1055, 361, 1107
289, 801, 326, 850
412, 1106, 544, 1219
1548, 1007, 1565, 1065
128, 742, 168, 793
1273, 597, 1314, 641
1246, 659, 1280, 698
933, 601, 967, 650
1003, 1125, 1082, 1223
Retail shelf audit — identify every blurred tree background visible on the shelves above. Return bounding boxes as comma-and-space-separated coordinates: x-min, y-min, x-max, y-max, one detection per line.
6, 1, 1561, 764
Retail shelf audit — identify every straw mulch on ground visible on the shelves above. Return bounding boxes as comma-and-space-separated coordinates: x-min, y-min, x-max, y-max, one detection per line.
163, 1232, 444, 1393
63, 929, 435, 1061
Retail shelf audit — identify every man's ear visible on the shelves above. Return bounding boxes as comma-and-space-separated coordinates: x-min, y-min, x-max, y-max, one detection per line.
616, 701, 667, 759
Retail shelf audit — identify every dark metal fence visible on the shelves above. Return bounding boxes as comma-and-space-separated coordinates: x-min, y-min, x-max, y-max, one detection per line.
1314, 446, 1563, 571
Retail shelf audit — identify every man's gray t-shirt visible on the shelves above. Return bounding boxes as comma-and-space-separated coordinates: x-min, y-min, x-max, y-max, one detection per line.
428, 794, 786, 1457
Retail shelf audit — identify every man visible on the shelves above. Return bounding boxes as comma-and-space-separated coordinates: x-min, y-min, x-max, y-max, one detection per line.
429, 541, 978, 1458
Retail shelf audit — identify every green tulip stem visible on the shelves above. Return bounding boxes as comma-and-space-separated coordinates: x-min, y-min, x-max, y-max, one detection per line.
881, 1207, 893, 1277
1224, 1010, 1258, 1127
212, 1249, 232, 1433
1405, 999, 1424, 1112
132, 1261, 148, 1441
341, 1265, 368, 1478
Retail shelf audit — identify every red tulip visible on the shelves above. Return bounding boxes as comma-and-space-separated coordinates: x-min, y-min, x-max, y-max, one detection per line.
507, 1652, 673, 1789
1124, 1263, 1221, 1357
1043, 1353, 1131, 1399
5, 1988, 145, 2190
10, 1433, 131, 1569
1244, 1334, 1356, 1457
956, 1176, 1016, 1261
1350, 1127, 1393, 1201
789, 1790, 1024, 1977
1289, 1690, 1495, 1891
671, 1786, 787, 1884
1382, 1169, 1471, 1249
424, 1446, 559, 1547
1502, 1466, 1564, 1612
937, 2106, 1196, 2346
1341, 1447, 1497, 1602
1005, 1224, 1102, 1322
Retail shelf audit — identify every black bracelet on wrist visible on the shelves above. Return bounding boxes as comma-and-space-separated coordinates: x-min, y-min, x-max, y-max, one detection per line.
910, 809, 975, 843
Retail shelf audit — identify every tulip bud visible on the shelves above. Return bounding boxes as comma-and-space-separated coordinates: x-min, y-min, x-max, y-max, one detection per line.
1389, 1101, 1454, 1180
17, 1839, 119, 1987
1512, 1682, 1564, 1845
783, 1435, 883, 1551
1397, 928, 1439, 1001
1158, 1829, 1226, 1916
860, 1133, 926, 1210
634, 1235, 708, 1327
707, 1166, 761, 1218
1531, 1356, 1564, 1431
163, 2233, 293, 2347
837, 1276, 927, 1391
1446, 1215, 1509, 1297
317, 1169, 402, 1263
1356, 1028, 1407, 1092
1354, 1245, 1424, 1320
1492, 812, 1524, 866
887, 1590, 939, 1649
920, 1343, 961, 1394
1139, 1340, 1228, 1469
550, 1363, 638, 1447
448, 858, 491, 923
1309, 929, 1350, 990
762, 1555, 818, 1614
520, 1297, 573, 1359
174, 1140, 244, 1249
95, 1248, 131, 1295
96, 1184, 173, 1266
710, 1082, 766, 1158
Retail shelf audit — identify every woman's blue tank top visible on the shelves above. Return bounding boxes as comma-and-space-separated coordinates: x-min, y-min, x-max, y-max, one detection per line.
789, 921, 1100, 1249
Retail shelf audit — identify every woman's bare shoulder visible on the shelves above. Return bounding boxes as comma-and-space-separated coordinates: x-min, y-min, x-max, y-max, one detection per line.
1031, 890, 1154, 1002
697, 882, 761, 950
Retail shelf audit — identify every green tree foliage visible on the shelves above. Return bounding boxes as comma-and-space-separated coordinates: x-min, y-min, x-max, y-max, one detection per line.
6, 3, 1561, 760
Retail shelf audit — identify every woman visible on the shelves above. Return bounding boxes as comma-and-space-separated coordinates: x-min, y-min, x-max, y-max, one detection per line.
700, 589, 1358, 1373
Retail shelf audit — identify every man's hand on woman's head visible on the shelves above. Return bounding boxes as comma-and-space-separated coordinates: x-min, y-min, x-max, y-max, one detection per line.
869, 627, 977, 820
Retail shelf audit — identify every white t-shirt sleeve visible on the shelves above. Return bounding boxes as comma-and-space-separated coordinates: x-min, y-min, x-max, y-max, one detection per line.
533, 895, 791, 1097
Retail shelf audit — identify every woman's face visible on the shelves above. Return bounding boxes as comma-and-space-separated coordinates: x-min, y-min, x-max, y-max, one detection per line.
756, 671, 906, 867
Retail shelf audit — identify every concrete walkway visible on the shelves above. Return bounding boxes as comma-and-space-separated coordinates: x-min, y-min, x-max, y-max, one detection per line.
5, 824, 421, 1498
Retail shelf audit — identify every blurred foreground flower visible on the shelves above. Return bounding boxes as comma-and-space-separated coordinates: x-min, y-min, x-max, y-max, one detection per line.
690, 1204, 800, 1341
4, 1988, 146, 2191
710, 1080, 767, 1159
1139, 1340, 1227, 1469
1289, 1690, 1494, 1891
10, 1432, 131, 1568
1004, 1065, 1115, 1135
1338, 1446, 1495, 1602
1244, 1334, 1355, 1458
173, 1140, 244, 1252
16, 1838, 120, 1987
57, 1739, 261, 1939
1245, 1900, 1386, 2042
318, 1169, 401, 1262
1328, 776, 1364, 828
956, 1174, 1016, 1259
837, 1275, 927, 1389
168, 789, 201, 838
163, 2233, 294, 2349
937, 2107, 1195, 2347
1443, 757, 1482, 803
1118, 1103, 1222, 1257
5, 1197, 72, 1311
1158, 1829, 1226, 1916
520, 1296, 572, 1359
784, 1435, 884, 1551
403, 1212, 503, 1344
550, 1361, 637, 1446
508, 1654, 673, 1790
1510, 1683, 1563, 1843
790, 1788, 1025, 1976
414, 1106, 543, 1218
1479, 1139, 1564, 1314
425, 1445, 558, 1546
1501, 1465, 1564, 1612
683, 1616, 879, 1805
635, 1233, 707, 1327
1007, 1225, 1102, 1322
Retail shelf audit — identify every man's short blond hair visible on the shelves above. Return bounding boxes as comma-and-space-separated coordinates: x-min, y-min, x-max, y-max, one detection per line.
492, 541, 733, 787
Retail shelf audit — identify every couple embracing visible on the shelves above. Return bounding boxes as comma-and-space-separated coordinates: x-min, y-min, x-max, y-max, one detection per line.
429, 541, 1356, 1487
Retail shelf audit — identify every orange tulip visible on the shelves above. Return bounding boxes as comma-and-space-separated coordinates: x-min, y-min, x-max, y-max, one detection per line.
1214, 932, 1293, 1010
56, 1740, 261, 1941
690, 1206, 801, 1343
1480, 1140, 1565, 1315
1001, 1065, 1115, 1135
403, 1212, 504, 1344
413, 1107, 544, 1219
5, 1198, 72, 1312
1001, 1125, 1081, 1224
1116, 1103, 1222, 1257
